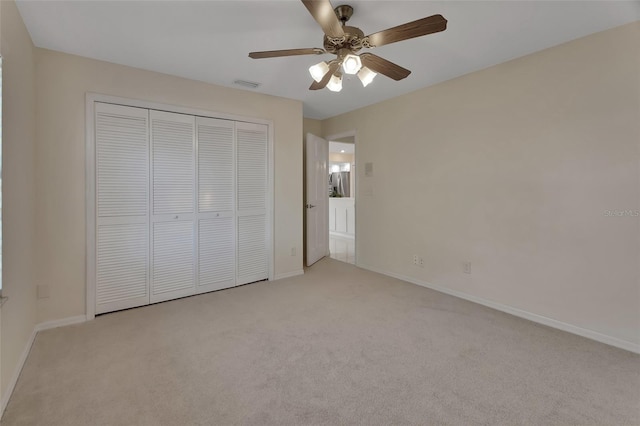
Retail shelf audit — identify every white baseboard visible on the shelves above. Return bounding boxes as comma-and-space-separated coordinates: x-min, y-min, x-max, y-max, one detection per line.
359, 263, 640, 354
273, 270, 305, 280
0, 328, 36, 416
330, 231, 355, 240
0, 315, 88, 417
35, 315, 87, 332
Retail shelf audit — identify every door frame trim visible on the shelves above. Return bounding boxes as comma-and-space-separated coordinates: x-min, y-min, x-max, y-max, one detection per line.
305, 133, 329, 266
85, 92, 275, 320
325, 129, 357, 264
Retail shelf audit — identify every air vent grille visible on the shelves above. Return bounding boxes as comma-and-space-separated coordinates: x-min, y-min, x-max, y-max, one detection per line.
233, 80, 261, 89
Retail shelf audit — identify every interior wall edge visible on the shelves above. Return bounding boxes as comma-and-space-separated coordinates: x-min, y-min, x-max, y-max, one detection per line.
0, 313, 88, 419
34, 315, 88, 333
0, 327, 35, 420
0, 0, 39, 410
273, 270, 305, 281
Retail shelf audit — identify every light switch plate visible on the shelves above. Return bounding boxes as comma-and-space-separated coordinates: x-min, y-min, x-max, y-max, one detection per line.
364, 162, 373, 177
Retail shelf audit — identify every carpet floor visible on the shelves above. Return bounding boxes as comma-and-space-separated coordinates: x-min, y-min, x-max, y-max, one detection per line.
2, 258, 639, 425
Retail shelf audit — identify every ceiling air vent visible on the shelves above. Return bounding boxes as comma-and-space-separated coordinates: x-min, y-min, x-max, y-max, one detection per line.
233, 79, 261, 89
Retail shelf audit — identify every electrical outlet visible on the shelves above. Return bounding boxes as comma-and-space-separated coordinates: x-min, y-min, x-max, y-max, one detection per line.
37, 285, 50, 299
291, 247, 296, 257
419, 257, 424, 267
463, 262, 472, 274
413, 255, 419, 265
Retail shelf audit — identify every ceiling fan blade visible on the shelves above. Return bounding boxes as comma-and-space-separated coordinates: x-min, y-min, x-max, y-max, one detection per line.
360, 53, 411, 81
249, 48, 325, 59
309, 61, 341, 90
365, 14, 447, 48
301, 0, 345, 39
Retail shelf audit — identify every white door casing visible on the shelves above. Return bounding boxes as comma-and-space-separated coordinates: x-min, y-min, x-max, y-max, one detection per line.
305, 133, 328, 266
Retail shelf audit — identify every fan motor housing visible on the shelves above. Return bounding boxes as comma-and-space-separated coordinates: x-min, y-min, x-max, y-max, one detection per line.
334, 5, 354, 23
323, 26, 365, 53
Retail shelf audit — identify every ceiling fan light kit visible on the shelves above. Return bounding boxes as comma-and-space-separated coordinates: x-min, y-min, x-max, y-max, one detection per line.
248, 0, 447, 93
309, 61, 330, 82
326, 73, 343, 92
357, 66, 377, 87
342, 53, 362, 75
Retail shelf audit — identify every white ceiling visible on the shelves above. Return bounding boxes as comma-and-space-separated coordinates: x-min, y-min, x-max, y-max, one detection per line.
16, 1, 639, 119
329, 141, 355, 154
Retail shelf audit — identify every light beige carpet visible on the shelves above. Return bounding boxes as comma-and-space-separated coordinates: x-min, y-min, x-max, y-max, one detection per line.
3, 258, 639, 425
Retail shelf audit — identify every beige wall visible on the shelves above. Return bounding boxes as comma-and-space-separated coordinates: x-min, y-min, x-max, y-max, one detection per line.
303, 118, 322, 142
329, 153, 354, 164
0, 0, 38, 402
35, 49, 303, 323
322, 22, 640, 346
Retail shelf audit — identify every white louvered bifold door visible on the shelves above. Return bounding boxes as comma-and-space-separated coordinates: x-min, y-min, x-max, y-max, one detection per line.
196, 117, 237, 293
95, 103, 150, 314
236, 122, 269, 284
150, 110, 197, 303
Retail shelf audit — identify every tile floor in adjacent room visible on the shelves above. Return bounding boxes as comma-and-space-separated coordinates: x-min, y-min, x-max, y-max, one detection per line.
329, 234, 355, 264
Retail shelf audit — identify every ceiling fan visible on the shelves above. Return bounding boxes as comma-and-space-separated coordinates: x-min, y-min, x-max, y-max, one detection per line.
248, 0, 447, 92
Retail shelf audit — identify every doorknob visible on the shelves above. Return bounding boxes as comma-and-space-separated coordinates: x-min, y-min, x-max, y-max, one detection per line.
306, 204, 316, 209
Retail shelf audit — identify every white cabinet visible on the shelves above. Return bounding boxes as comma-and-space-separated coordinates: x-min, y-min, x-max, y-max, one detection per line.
346, 202, 355, 235
92, 102, 270, 315
329, 197, 355, 237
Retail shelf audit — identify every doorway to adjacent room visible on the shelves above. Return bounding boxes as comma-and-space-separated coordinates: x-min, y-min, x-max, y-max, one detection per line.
328, 134, 355, 265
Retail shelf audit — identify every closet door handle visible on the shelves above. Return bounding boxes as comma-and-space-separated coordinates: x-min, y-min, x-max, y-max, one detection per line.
306, 204, 316, 209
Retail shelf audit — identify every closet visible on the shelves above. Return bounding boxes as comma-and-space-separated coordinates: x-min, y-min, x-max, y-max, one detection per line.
92, 102, 269, 315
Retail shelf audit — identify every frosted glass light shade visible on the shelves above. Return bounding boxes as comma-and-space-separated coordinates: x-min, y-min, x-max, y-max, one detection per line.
342, 54, 362, 75
309, 61, 330, 83
357, 66, 377, 87
326, 74, 343, 92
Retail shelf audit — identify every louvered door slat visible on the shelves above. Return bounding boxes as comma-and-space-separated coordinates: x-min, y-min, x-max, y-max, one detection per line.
150, 111, 196, 302
196, 117, 237, 292
96, 105, 148, 217
152, 112, 195, 215
95, 103, 150, 314
197, 118, 234, 213
237, 122, 268, 284
237, 127, 267, 211
238, 215, 268, 283
152, 221, 195, 301
93, 103, 271, 314
96, 223, 148, 313
198, 217, 235, 291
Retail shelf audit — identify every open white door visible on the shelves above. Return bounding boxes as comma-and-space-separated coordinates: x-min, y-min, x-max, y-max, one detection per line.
306, 133, 328, 266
